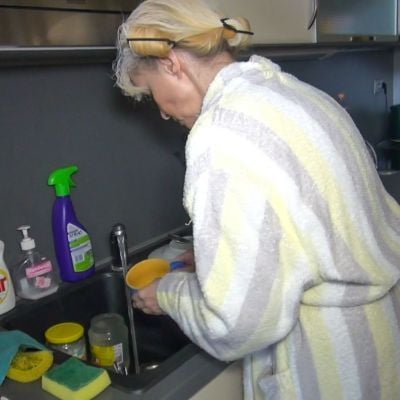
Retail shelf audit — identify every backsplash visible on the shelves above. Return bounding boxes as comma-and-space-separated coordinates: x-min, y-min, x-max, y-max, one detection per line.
277, 48, 393, 146
0, 48, 396, 268
277, 49, 398, 202
0, 63, 189, 267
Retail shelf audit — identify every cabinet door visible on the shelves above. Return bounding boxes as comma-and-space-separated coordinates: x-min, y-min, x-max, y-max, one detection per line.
190, 361, 243, 400
205, 0, 317, 44
317, 0, 397, 42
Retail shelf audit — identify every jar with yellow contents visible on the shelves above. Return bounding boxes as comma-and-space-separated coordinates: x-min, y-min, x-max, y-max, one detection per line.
88, 313, 130, 371
45, 322, 87, 360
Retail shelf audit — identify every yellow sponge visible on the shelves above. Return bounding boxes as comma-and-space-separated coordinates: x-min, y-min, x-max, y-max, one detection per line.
7, 350, 53, 383
42, 357, 111, 400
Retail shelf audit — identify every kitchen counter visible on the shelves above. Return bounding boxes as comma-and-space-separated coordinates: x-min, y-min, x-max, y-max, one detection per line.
0, 347, 229, 400
0, 231, 233, 400
0, 293, 231, 400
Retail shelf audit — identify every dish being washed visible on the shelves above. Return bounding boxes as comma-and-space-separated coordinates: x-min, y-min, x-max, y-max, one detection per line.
125, 259, 170, 290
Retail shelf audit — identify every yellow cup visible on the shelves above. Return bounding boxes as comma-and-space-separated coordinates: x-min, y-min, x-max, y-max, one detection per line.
125, 258, 170, 290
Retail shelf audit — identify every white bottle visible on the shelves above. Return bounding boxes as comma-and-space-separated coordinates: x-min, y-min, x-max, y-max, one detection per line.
147, 236, 193, 262
0, 240, 16, 315
14, 225, 59, 300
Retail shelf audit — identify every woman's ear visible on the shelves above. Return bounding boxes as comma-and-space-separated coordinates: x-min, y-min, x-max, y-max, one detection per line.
158, 50, 183, 77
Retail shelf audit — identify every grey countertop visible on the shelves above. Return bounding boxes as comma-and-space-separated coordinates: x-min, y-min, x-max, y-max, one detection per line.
0, 230, 229, 400
0, 349, 228, 400
0, 231, 230, 400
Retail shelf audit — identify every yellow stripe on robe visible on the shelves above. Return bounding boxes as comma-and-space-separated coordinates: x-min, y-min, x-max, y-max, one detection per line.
300, 306, 344, 400
225, 98, 393, 284
365, 300, 400, 400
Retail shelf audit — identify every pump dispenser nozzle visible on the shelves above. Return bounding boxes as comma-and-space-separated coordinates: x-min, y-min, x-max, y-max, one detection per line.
17, 225, 36, 251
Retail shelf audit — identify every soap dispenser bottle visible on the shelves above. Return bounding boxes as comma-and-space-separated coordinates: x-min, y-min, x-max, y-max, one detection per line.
14, 225, 59, 300
0, 240, 16, 315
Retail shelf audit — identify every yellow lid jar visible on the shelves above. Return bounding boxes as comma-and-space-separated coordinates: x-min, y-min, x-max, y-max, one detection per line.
45, 322, 87, 360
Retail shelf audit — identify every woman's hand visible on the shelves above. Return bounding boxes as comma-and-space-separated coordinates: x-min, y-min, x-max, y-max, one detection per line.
132, 250, 196, 315
175, 249, 196, 272
132, 280, 165, 315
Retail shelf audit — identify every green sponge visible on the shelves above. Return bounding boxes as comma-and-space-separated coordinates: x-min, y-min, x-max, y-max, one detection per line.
42, 357, 111, 400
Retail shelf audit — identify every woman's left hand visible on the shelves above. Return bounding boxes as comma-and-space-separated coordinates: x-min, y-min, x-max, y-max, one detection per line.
132, 280, 165, 315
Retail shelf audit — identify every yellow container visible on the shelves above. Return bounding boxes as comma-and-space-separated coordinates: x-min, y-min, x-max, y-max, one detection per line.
45, 322, 87, 360
125, 258, 170, 290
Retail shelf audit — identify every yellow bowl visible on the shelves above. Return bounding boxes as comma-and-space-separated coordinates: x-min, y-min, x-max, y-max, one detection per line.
125, 258, 170, 290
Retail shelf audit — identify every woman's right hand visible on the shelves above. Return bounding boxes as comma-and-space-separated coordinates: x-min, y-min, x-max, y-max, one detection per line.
174, 249, 196, 272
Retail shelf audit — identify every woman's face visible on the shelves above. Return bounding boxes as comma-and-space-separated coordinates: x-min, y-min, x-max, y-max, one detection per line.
132, 59, 202, 129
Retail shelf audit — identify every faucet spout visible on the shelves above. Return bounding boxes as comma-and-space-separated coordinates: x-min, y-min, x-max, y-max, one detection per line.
110, 223, 141, 374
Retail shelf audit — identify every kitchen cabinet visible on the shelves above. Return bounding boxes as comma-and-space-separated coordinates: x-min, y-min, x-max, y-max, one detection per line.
205, 0, 317, 45
0, 0, 139, 47
317, 0, 397, 42
205, 0, 398, 46
190, 361, 243, 400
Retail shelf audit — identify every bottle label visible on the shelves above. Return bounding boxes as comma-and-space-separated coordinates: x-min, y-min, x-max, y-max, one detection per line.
67, 223, 94, 272
35, 276, 51, 289
26, 260, 53, 278
0, 268, 10, 304
90, 343, 123, 367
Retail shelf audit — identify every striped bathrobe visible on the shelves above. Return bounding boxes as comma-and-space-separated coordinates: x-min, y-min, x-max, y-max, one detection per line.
157, 55, 400, 400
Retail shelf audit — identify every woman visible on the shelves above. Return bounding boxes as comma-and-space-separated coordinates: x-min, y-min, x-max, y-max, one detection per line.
114, 1, 400, 398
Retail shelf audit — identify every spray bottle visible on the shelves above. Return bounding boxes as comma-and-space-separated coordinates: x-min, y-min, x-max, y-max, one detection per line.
48, 165, 95, 282
0, 240, 16, 315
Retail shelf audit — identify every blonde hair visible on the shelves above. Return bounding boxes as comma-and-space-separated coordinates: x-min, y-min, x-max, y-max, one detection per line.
113, 0, 252, 99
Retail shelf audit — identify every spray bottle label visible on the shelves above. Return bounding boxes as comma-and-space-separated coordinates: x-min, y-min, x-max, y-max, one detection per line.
0, 268, 10, 304
67, 223, 94, 272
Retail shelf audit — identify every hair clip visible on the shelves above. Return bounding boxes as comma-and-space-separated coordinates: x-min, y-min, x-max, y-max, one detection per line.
220, 18, 254, 35
126, 38, 176, 47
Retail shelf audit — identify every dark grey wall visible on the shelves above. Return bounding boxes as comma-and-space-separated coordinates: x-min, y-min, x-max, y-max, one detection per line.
1, 62, 188, 267
276, 49, 398, 201
277, 49, 393, 146
0, 48, 395, 269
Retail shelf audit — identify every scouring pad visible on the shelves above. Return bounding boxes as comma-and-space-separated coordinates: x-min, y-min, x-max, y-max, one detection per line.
42, 357, 111, 400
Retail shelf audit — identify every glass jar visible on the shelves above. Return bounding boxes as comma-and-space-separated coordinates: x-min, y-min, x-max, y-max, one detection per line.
45, 322, 87, 360
88, 313, 130, 371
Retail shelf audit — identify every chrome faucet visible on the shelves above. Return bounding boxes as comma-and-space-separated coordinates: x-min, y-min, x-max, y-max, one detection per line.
110, 223, 140, 374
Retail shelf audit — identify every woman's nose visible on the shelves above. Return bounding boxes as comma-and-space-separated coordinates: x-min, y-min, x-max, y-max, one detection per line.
160, 111, 171, 120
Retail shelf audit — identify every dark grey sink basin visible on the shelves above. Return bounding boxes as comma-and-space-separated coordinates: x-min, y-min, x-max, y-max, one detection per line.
1, 269, 196, 394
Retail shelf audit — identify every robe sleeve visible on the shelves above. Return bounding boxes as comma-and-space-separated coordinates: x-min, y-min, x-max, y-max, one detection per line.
157, 144, 316, 361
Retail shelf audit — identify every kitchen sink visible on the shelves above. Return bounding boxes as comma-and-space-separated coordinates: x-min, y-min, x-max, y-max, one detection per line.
0, 268, 196, 394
